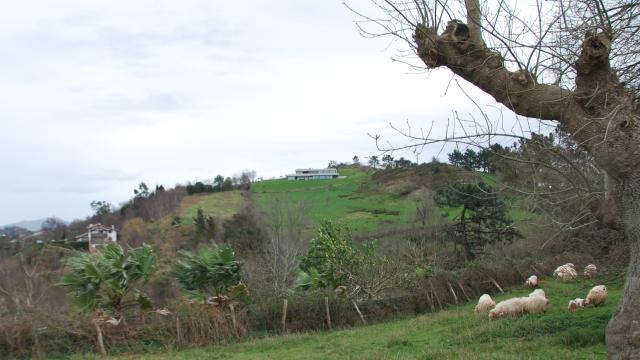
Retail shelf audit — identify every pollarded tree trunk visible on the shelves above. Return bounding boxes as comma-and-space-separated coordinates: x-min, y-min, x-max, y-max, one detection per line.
607, 174, 640, 359
410, 3, 640, 358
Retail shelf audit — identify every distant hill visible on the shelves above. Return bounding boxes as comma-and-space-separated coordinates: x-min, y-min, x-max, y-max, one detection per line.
0, 226, 32, 239
2, 217, 68, 232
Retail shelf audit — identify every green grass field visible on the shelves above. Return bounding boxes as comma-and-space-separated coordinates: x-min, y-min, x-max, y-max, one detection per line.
105, 278, 618, 359
179, 190, 246, 220
251, 168, 417, 233
251, 167, 535, 235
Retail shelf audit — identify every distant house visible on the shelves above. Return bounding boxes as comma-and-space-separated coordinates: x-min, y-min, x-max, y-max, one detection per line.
286, 168, 339, 181
74, 223, 117, 252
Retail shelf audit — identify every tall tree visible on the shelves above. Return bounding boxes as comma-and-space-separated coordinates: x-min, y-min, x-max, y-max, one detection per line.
368, 155, 380, 168
214, 175, 225, 191
448, 149, 465, 168
462, 149, 478, 170
90, 200, 112, 217
382, 154, 394, 169
133, 182, 149, 199
434, 181, 518, 261
358, 2, 640, 355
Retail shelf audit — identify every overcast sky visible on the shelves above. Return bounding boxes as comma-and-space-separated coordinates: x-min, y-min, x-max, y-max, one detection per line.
0, 0, 516, 225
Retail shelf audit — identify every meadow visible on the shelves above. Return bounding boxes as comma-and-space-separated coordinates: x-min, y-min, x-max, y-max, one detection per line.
102, 278, 618, 360
251, 168, 417, 233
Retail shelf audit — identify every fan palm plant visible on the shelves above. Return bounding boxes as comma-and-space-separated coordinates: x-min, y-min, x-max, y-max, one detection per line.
173, 245, 244, 304
58, 243, 156, 356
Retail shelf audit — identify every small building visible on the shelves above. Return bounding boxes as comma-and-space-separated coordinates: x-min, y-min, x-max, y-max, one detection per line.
74, 223, 117, 252
286, 168, 339, 180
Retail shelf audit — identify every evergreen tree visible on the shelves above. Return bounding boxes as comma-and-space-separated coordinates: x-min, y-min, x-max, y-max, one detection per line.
368, 155, 380, 168
434, 181, 518, 261
382, 154, 394, 169
194, 208, 206, 235
462, 148, 478, 170
448, 149, 465, 168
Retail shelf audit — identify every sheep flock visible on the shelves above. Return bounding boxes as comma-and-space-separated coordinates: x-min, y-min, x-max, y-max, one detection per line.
474, 263, 608, 320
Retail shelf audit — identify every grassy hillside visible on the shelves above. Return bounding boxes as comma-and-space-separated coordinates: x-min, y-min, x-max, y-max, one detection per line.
107, 278, 619, 359
179, 190, 247, 220
251, 165, 535, 234
251, 168, 417, 233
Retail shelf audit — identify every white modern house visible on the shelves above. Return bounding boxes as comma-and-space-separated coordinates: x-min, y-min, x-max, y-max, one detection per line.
286, 168, 339, 180
74, 223, 117, 252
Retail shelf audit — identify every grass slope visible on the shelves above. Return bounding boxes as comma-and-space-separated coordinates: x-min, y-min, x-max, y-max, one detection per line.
179, 190, 246, 221
252, 166, 536, 234
110, 278, 619, 360
251, 168, 417, 233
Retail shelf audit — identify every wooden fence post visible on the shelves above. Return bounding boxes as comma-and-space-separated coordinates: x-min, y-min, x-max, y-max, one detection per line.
281, 299, 288, 333
352, 300, 366, 325
430, 280, 442, 310
489, 277, 504, 293
325, 297, 332, 330
447, 281, 458, 305
457, 281, 471, 302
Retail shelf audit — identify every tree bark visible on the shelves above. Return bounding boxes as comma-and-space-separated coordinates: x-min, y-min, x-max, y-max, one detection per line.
93, 319, 107, 357
607, 174, 640, 359
459, 207, 473, 262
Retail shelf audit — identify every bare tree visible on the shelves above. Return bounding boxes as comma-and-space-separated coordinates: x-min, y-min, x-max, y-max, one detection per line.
351, 0, 640, 357
259, 196, 311, 295
0, 253, 51, 312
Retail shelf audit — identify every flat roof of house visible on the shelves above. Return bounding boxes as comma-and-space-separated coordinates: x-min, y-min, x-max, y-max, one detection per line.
294, 168, 338, 171
286, 174, 337, 177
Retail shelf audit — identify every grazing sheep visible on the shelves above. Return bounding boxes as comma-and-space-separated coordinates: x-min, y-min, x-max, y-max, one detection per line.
474, 294, 496, 314
567, 298, 586, 313
585, 285, 608, 307
553, 263, 578, 281
584, 264, 597, 278
489, 297, 526, 319
530, 289, 546, 298
522, 289, 550, 313
525, 275, 538, 288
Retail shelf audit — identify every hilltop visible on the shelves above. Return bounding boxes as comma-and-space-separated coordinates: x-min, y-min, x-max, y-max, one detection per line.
148, 163, 481, 241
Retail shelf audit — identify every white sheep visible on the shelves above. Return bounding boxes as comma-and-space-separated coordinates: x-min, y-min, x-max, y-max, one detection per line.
525, 275, 538, 288
584, 264, 597, 278
530, 289, 546, 298
522, 289, 550, 313
474, 294, 496, 314
585, 285, 608, 307
489, 297, 526, 319
567, 298, 586, 313
553, 263, 577, 281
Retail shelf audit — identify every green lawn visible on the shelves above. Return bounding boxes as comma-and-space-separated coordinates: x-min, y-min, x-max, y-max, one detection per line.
251, 168, 417, 233
105, 278, 618, 359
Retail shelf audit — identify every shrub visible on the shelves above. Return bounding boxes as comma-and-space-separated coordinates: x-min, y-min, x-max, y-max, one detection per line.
298, 220, 358, 289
